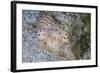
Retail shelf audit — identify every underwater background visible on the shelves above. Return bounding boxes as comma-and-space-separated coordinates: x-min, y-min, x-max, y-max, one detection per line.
22, 10, 91, 63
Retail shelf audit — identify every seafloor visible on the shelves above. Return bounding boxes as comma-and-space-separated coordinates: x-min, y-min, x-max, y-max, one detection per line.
22, 10, 91, 63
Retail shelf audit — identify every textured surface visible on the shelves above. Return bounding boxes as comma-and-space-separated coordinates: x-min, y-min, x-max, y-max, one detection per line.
22, 10, 91, 63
